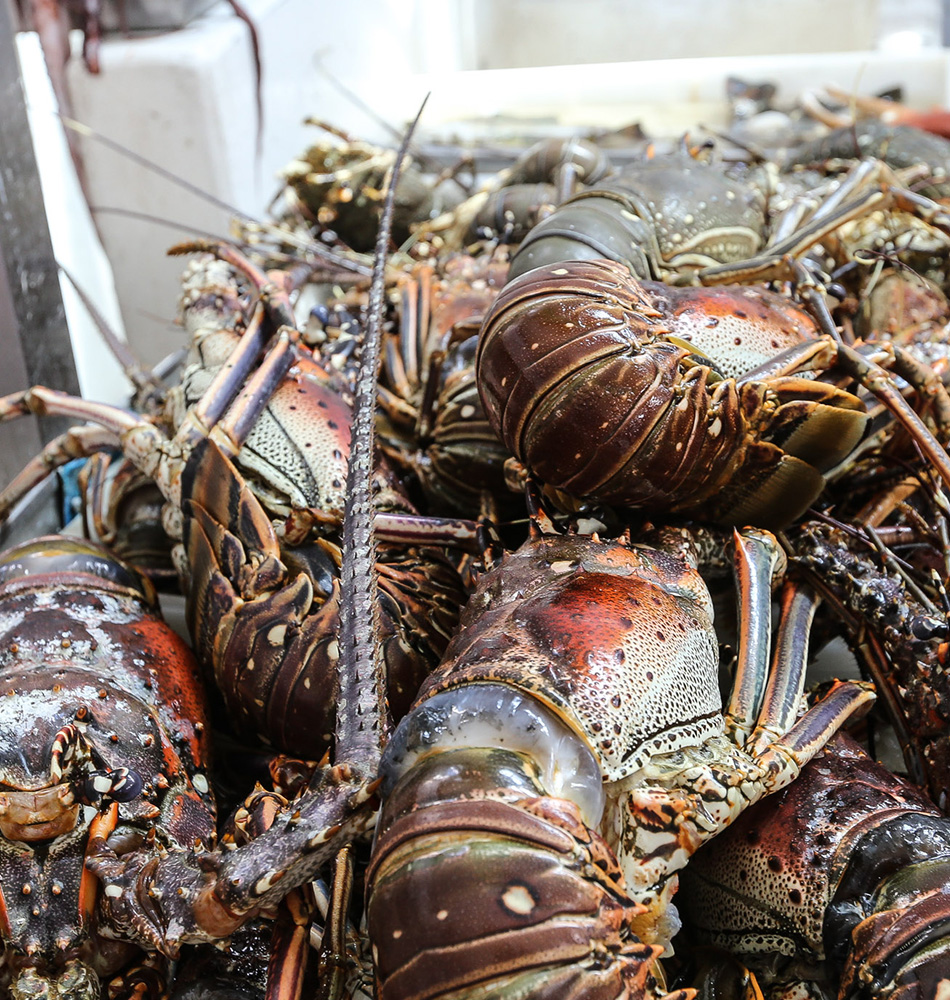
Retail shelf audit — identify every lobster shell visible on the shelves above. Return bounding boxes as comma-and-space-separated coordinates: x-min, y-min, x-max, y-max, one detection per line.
476, 258, 868, 527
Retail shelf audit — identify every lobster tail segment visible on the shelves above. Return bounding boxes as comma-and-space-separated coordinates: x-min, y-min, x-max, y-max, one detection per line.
367, 747, 689, 1000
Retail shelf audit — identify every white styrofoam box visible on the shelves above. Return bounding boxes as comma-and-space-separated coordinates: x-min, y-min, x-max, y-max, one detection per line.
16, 33, 131, 404
462, 0, 882, 69
60, 0, 950, 371
408, 48, 950, 139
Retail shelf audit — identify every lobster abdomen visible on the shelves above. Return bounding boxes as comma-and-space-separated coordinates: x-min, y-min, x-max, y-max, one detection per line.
477, 258, 868, 527
367, 747, 673, 1000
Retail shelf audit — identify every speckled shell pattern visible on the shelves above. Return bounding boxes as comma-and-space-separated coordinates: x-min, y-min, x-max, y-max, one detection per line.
795, 520, 950, 812
181, 438, 465, 760
680, 733, 950, 998
0, 537, 214, 981
417, 530, 722, 783
174, 323, 354, 517
505, 153, 768, 283
476, 258, 868, 526
367, 749, 672, 1000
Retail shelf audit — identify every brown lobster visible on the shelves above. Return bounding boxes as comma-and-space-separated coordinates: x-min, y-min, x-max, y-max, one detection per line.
790, 515, 950, 812
366, 507, 875, 999
374, 250, 516, 517
477, 256, 950, 529
0, 240, 473, 762
680, 731, 950, 998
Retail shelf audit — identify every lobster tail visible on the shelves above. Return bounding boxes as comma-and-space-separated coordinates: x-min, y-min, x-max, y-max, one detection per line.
477, 258, 869, 528
367, 748, 684, 1000
833, 813, 950, 999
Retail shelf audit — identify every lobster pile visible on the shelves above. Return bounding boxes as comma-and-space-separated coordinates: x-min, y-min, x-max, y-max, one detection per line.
3, 91, 950, 999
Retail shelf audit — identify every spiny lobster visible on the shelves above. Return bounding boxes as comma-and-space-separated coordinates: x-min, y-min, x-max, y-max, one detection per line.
0, 103, 434, 988
505, 139, 950, 286
681, 731, 950, 998
477, 256, 950, 528
0, 534, 213, 1000
0, 231, 472, 763
790, 514, 950, 811
366, 505, 875, 999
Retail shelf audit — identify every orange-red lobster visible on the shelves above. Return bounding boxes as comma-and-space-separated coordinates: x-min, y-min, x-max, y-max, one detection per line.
0, 535, 213, 1000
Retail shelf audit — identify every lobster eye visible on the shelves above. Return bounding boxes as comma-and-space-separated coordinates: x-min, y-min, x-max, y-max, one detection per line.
911, 614, 949, 641
82, 768, 144, 804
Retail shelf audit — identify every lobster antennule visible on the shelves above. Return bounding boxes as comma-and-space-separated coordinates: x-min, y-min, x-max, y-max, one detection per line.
335, 95, 430, 773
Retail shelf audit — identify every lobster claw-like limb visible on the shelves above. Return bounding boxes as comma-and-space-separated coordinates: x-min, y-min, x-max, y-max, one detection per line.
86, 764, 379, 955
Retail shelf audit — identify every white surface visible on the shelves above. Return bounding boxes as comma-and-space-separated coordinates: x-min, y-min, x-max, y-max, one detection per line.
65, 0, 475, 367
408, 49, 950, 137
462, 0, 882, 69
16, 33, 131, 404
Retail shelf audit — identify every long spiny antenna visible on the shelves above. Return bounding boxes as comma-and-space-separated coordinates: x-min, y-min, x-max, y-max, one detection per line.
335, 97, 428, 772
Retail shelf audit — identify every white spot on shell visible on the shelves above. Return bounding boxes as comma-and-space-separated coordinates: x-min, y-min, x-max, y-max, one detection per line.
105, 885, 123, 898
392, 929, 403, 939
551, 268, 569, 275
193, 773, 209, 795
709, 417, 722, 437
267, 625, 287, 646
501, 884, 535, 915
436, 909, 448, 920
327, 640, 340, 662
460, 404, 476, 419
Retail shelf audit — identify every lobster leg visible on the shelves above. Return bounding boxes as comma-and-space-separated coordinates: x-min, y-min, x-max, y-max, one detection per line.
0, 423, 117, 520
617, 530, 873, 913
698, 158, 950, 286
747, 581, 821, 750
738, 333, 950, 502
725, 527, 783, 744
834, 340, 950, 489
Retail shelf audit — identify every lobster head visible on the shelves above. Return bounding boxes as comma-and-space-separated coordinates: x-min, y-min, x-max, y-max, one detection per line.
0, 537, 214, 995
418, 527, 722, 784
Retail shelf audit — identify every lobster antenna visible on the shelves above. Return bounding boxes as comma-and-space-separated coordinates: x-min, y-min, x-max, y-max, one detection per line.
336, 97, 429, 771
58, 264, 167, 407
59, 114, 258, 223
